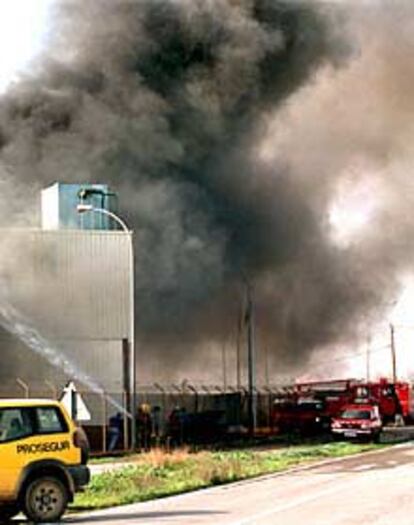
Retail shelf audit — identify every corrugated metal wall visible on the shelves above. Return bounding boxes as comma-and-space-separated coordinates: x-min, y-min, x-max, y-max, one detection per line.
0, 229, 130, 394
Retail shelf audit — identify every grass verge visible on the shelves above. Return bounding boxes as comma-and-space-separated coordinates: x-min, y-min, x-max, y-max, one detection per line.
73, 442, 384, 511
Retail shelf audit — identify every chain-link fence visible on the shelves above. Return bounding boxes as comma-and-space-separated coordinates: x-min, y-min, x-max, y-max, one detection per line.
0, 379, 284, 454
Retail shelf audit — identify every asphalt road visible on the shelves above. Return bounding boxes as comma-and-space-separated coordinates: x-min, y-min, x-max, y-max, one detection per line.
19, 443, 414, 525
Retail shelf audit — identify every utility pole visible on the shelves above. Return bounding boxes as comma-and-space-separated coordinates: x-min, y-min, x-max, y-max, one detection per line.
366, 334, 371, 382
390, 323, 397, 383
264, 345, 270, 389
236, 303, 242, 390
222, 341, 227, 391
246, 282, 257, 436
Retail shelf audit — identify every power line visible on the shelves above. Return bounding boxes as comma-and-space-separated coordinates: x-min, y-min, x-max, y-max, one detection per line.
308, 343, 391, 370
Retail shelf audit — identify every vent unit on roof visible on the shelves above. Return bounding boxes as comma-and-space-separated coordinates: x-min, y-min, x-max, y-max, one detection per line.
41, 182, 118, 231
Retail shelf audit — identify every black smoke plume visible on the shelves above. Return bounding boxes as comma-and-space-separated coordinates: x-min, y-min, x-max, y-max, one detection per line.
1, 0, 408, 380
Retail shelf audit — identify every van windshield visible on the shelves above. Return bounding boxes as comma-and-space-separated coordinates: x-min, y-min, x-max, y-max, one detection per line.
340, 409, 372, 420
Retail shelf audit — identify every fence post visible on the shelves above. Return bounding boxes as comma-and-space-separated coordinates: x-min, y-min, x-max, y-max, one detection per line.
172, 383, 184, 407
201, 385, 212, 414
123, 390, 130, 451
45, 381, 57, 399
153, 383, 167, 448
16, 378, 29, 398
267, 387, 274, 432
102, 391, 107, 454
187, 384, 198, 414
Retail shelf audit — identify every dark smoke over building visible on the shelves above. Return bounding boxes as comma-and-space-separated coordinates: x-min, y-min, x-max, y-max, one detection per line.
0, 0, 412, 380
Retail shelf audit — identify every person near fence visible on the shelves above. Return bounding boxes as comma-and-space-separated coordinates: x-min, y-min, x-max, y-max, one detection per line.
167, 406, 188, 447
136, 403, 152, 452
167, 406, 180, 447
152, 405, 162, 445
108, 412, 123, 451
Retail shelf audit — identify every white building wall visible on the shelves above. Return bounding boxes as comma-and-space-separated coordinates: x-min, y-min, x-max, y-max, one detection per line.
0, 229, 131, 397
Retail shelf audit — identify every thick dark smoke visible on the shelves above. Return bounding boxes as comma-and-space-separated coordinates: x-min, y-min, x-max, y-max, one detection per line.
0, 0, 410, 379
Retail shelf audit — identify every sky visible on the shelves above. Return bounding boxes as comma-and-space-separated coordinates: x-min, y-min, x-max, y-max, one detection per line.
0, 0, 54, 93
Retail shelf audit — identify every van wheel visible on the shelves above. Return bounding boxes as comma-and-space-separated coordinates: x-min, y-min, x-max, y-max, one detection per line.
0, 503, 19, 521
22, 476, 68, 523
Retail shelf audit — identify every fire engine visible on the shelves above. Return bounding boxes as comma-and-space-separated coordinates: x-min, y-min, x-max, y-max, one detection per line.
272, 378, 414, 437
331, 378, 413, 440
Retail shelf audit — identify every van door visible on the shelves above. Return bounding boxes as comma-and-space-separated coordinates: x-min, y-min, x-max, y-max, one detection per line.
0, 407, 35, 499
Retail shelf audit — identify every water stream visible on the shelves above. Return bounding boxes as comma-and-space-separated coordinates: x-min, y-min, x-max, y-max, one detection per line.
0, 300, 129, 416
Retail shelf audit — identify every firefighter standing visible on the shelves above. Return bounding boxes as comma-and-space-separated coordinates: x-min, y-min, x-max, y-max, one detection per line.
108, 412, 123, 451
136, 404, 152, 452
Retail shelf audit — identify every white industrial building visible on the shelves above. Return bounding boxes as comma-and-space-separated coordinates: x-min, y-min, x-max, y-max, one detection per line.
0, 184, 132, 422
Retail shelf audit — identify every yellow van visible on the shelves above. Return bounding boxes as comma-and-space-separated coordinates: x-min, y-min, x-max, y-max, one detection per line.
0, 398, 90, 522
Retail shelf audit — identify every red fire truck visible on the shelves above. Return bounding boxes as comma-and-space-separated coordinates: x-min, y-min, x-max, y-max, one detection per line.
331, 378, 413, 440
272, 378, 413, 437
272, 379, 356, 435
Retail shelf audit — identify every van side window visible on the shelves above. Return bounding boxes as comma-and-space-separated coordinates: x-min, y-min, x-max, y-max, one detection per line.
36, 407, 68, 434
0, 408, 34, 442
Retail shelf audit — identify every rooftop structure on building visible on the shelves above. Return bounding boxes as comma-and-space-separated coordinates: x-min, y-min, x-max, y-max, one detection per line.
41, 182, 118, 231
